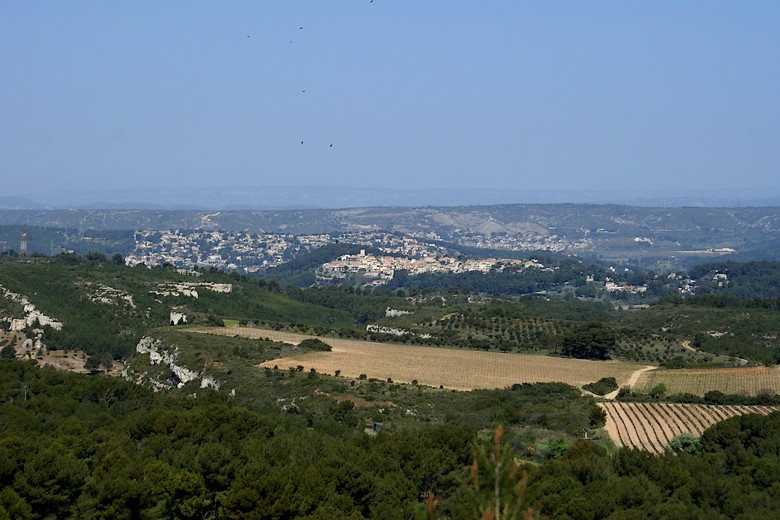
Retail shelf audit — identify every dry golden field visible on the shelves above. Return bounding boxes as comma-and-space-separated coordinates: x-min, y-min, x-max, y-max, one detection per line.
601, 402, 778, 454
200, 327, 644, 391
635, 366, 780, 397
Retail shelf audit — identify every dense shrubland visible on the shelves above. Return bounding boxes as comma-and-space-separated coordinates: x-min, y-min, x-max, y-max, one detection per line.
2, 360, 780, 518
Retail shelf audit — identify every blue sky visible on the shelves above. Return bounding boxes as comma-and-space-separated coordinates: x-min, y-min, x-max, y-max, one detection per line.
1, 1, 778, 202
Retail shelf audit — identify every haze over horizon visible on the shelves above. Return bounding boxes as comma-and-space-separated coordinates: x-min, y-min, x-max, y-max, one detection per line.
2, 2, 778, 206
3, 186, 780, 212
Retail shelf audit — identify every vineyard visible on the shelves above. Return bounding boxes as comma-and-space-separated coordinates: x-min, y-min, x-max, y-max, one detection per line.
600, 401, 778, 454
635, 366, 780, 396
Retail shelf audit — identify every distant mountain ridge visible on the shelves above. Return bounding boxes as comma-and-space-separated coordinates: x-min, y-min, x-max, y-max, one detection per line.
3, 186, 780, 210
0, 197, 45, 210
1, 203, 779, 233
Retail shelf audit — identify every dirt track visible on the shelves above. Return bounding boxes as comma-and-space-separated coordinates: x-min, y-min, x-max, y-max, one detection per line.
603, 366, 657, 399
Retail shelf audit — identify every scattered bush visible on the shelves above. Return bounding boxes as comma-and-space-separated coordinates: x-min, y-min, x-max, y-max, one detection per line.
582, 377, 618, 396
668, 432, 701, 455
298, 338, 332, 351
1, 344, 16, 359
649, 383, 668, 399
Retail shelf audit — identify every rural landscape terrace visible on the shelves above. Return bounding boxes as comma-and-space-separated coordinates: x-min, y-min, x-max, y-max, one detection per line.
4, 210, 780, 518
4, 211, 780, 462
3, 1, 780, 515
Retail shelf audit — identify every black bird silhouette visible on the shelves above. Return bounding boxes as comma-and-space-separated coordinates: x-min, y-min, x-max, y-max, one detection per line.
299, 26, 303, 30
246, 34, 250, 38
329, 144, 333, 147
300, 141, 304, 144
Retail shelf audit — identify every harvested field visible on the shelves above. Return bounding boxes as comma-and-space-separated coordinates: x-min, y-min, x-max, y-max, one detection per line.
601, 401, 778, 454
36, 349, 91, 373
198, 327, 643, 391
0, 331, 97, 373
635, 366, 780, 397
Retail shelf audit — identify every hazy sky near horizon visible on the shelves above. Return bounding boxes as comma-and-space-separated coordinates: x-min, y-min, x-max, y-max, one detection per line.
2, 1, 778, 198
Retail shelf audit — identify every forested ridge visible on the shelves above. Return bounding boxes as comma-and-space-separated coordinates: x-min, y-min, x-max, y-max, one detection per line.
3, 361, 780, 518
0, 255, 358, 361
4, 254, 780, 367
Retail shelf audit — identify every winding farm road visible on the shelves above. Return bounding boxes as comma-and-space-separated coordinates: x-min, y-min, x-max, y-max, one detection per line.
603, 365, 657, 400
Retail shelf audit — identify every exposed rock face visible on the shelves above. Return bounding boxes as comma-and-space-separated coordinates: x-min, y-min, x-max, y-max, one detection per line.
200, 376, 220, 389
366, 324, 431, 339
169, 311, 187, 325
150, 282, 232, 299
79, 282, 136, 309
131, 336, 216, 391
1, 285, 63, 331
385, 307, 412, 318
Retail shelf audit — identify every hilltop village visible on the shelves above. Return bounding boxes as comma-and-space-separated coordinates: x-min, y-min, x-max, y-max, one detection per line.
122, 229, 707, 294
124, 229, 584, 281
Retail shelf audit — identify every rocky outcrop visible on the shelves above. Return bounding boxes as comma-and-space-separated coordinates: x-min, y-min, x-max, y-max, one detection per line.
366, 324, 431, 339
385, 307, 412, 318
79, 282, 136, 309
150, 282, 232, 299
129, 336, 218, 391
1, 285, 63, 331
169, 311, 187, 325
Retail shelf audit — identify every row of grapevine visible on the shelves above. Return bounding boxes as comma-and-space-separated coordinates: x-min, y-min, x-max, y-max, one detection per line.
635, 366, 780, 396
600, 402, 778, 454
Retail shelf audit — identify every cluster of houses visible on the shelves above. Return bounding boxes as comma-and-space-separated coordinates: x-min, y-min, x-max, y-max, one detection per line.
125, 230, 332, 272
458, 231, 589, 253
317, 250, 549, 286
122, 228, 589, 276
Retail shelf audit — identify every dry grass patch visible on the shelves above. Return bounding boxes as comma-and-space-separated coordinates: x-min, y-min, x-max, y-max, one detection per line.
198, 327, 643, 391
36, 349, 91, 373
